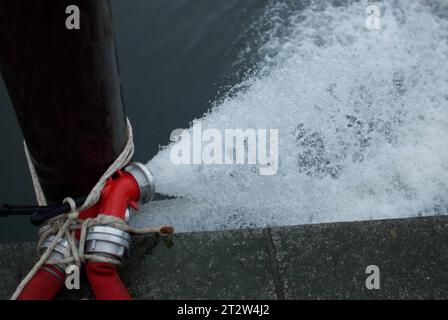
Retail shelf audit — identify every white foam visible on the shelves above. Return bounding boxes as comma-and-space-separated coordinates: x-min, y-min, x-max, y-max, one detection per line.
132, 0, 448, 232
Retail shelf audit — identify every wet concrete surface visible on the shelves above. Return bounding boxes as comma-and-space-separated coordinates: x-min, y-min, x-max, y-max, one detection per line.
0, 215, 447, 300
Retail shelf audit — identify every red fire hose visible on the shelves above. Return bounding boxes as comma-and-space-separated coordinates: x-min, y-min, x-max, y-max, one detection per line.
17, 171, 141, 300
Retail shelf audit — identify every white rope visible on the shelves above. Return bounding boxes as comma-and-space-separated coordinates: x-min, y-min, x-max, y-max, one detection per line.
11, 118, 173, 300
25, 118, 135, 209
24, 143, 47, 206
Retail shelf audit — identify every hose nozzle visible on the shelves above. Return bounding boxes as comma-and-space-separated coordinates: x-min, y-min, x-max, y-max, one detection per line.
124, 162, 156, 205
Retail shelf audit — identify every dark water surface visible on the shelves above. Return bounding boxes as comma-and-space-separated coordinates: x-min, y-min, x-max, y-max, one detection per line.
0, 0, 268, 243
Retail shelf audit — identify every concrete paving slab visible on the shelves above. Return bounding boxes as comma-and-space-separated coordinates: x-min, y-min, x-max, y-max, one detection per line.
271, 216, 448, 299
1, 216, 447, 300
0, 243, 37, 299
119, 229, 277, 299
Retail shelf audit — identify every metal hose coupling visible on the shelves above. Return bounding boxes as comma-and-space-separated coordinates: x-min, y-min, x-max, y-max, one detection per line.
85, 226, 131, 260
38, 235, 73, 272
124, 162, 156, 204
85, 162, 155, 261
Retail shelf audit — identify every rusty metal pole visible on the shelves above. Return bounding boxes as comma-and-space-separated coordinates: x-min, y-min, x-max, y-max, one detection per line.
0, 0, 128, 204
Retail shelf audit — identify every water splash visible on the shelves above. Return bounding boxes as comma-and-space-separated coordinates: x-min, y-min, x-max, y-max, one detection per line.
132, 0, 448, 232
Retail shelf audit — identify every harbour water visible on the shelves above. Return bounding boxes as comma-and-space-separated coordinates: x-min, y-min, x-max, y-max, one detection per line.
1, 0, 447, 241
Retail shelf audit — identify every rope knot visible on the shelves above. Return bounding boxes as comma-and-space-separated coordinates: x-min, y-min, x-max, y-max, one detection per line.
63, 197, 77, 213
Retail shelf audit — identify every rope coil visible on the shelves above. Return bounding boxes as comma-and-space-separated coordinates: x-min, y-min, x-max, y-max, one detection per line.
11, 119, 173, 300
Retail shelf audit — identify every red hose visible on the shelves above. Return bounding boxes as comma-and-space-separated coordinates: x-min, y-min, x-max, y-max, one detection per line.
17, 171, 138, 300
86, 262, 132, 300
17, 265, 64, 300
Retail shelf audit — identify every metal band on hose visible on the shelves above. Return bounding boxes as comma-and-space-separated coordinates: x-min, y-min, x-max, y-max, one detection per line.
38, 235, 72, 272
85, 225, 131, 260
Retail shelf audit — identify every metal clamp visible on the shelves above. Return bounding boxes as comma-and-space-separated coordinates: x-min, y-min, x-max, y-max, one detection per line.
38, 235, 72, 272
85, 225, 131, 260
